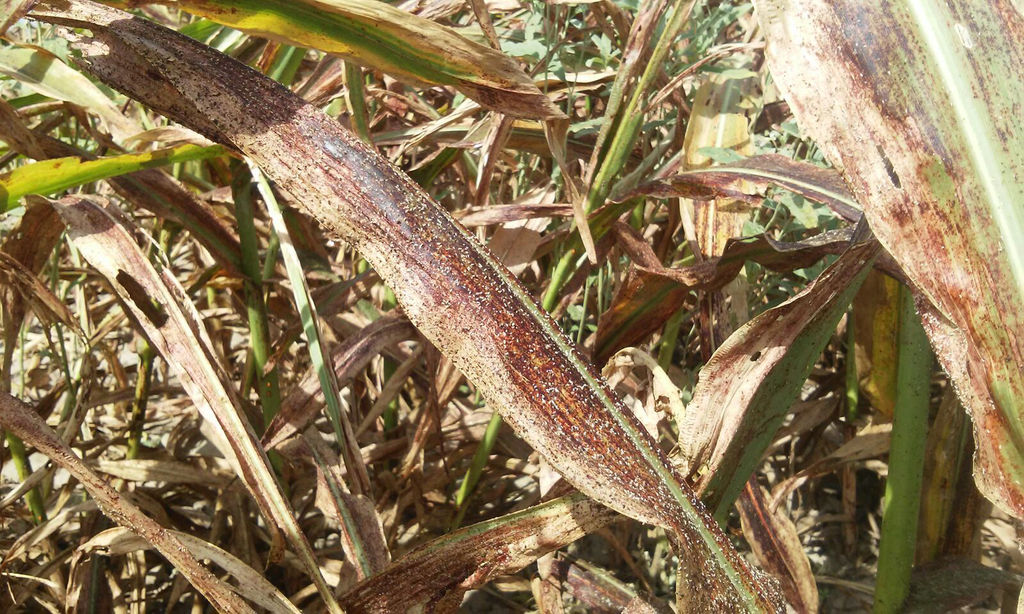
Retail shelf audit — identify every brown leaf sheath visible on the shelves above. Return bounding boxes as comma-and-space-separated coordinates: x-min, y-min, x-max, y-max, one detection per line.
31, 1, 783, 608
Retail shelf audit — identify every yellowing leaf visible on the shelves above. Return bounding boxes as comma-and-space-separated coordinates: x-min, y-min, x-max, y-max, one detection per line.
142, 0, 565, 119
0, 144, 224, 211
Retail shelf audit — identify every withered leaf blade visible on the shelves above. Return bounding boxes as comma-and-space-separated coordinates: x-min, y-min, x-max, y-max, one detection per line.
680, 239, 879, 515
30, 1, 783, 609
340, 493, 618, 613
49, 195, 342, 614
755, 0, 1024, 519
628, 153, 862, 222
737, 480, 818, 613
0, 392, 254, 614
547, 558, 674, 614
262, 311, 417, 451
595, 223, 855, 364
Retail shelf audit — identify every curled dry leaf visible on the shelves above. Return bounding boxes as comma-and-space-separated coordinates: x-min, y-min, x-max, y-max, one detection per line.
30, 1, 783, 609
602, 347, 685, 439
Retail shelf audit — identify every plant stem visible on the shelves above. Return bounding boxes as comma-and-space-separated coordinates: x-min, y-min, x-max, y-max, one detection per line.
233, 169, 282, 428
126, 338, 155, 460
451, 410, 503, 530
873, 286, 933, 613
5, 433, 46, 523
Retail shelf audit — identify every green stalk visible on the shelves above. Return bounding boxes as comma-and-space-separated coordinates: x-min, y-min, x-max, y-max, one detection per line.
344, 61, 371, 143
657, 308, 687, 371
873, 286, 933, 613
233, 169, 282, 428
248, 161, 374, 578
542, 249, 578, 312
451, 410, 503, 530
126, 339, 156, 460
5, 433, 46, 523
128, 225, 174, 458
544, 0, 699, 309
583, 0, 697, 216
266, 44, 306, 86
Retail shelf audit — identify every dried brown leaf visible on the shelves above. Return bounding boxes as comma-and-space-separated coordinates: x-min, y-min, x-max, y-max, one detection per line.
0, 392, 254, 614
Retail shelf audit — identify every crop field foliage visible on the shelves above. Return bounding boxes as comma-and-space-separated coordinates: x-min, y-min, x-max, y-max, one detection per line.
0, 0, 1021, 612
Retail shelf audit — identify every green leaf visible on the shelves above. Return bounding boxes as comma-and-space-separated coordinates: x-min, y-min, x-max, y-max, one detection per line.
0, 144, 225, 211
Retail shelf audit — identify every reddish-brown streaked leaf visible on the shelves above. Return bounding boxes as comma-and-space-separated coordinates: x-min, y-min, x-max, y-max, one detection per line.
615, 222, 855, 290
595, 223, 855, 364
754, 0, 1024, 519
48, 195, 342, 614
737, 480, 818, 613
31, 2, 783, 609
340, 493, 619, 613
595, 266, 692, 367
0, 392, 254, 614
628, 154, 862, 223
679, 237, 879, 517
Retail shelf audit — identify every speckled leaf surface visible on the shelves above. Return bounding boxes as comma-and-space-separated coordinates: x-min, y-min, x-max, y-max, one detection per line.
109, 0, 564, 119
29, 1, 783, 609
340, 493, 618, 613
754, 0, 1024, 518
